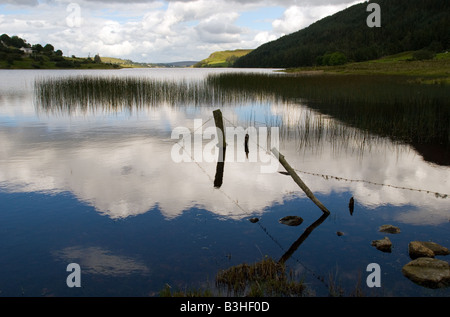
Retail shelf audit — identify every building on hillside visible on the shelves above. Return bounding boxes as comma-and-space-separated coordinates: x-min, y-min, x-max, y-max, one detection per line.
20, 47, 33, 55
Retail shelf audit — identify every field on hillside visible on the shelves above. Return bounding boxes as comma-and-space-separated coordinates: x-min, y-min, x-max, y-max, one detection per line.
286, 52, 450, 84
195, 49, 253, 68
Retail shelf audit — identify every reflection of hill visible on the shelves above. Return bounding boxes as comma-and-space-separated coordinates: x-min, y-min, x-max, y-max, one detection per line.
411, 143, 450, 167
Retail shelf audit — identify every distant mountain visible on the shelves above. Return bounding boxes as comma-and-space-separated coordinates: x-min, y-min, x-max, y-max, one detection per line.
101, 57, 198, 68
156, 61, 199, 68
195, 49, 253, 68
234, 0, 450, 68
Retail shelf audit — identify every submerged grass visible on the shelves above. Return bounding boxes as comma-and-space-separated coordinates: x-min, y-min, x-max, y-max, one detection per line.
215, 257, 306, 297
158, 257, 306, 297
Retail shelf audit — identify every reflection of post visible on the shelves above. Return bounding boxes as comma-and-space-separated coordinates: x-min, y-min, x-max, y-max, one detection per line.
245, 133, 249, 158
213, 109, 226, 150
213, 109, 227, 188
271, 148, 330, 215
214, 147, 226, 188
278, 213, 329, 264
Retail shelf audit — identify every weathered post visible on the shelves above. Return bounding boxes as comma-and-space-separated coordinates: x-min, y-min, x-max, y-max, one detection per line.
271, 147, 330, 215
213, 109, 226, 150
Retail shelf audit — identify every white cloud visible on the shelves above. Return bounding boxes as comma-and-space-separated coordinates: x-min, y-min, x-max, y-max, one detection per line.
272, 2, 361, 35
196, 12, 242, 43
272, 5, 305, 35
253, 31, 277, 45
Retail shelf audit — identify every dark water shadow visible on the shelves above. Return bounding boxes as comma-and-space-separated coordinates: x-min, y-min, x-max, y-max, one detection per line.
278, 212, 329, 264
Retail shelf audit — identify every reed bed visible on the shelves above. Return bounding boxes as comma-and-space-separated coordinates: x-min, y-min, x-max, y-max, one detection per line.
35, 72, 449, 163
35, 75, 279, 115
35, 76, 215, 114
206, 72, 450, 151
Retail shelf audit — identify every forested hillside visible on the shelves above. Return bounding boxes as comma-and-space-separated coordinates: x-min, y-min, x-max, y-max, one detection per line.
234, 0, 449, 68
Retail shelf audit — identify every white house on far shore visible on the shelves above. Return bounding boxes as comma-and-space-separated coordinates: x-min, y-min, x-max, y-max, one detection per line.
20, 47, 33, 55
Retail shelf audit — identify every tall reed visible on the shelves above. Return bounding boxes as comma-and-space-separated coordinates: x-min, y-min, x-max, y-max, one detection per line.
206, 72, 450, 149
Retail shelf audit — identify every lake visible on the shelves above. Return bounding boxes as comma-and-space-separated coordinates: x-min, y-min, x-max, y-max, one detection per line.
0, 68, 449, 297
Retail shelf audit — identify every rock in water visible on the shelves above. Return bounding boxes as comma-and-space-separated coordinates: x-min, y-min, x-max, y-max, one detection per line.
402, 257, 450, 289
249, 218, 259, 223
409, 241, 450, 259
371, 237, 392, 253
279, 216, 303, 226
419, 241, 450, 256
379, 224, 401, 234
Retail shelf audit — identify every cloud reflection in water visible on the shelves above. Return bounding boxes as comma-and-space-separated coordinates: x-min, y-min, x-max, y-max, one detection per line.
53, 246, 150, 276
0, 103, 448, 226
0, 69, 449, 226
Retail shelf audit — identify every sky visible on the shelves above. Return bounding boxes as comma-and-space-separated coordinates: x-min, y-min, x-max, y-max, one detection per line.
0, 0, 362, 63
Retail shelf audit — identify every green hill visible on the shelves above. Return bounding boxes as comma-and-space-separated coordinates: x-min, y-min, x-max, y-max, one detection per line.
234, 0, 450, 68
194, 49, 252, 68
100, 57, 154, 68
0, 33, 120, 69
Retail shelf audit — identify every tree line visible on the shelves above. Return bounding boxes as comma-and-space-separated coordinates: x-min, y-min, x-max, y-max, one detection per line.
0, 34, 106, 68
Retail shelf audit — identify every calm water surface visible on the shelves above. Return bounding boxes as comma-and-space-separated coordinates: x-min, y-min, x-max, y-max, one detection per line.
0, 68, 449, 297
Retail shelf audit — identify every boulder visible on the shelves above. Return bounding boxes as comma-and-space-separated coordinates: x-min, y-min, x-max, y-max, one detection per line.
279, 216, 303, 226
408, 241, 450, 259
379, 224, 400, 234
420, 241, 450, 256
371, 237, 392, 253
402, 257, 450, 289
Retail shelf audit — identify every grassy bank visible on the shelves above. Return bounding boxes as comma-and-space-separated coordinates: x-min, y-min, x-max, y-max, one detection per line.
285, 51, 450, 84
0, 55, 121, 69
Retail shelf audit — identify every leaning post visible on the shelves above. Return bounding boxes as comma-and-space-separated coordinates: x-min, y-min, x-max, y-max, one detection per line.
271, 147, 330, 215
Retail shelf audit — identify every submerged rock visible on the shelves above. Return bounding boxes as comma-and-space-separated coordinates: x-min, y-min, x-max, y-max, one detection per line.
409, 241, 450, 259
279, 216, 303, 226
379, 224, 401, 234
371, 237, 392, 253
402, 257, 450, 289
249, 218, 259, 223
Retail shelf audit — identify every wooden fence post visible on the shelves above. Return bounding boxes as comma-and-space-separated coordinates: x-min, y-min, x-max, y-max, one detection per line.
271, 147, 330, 215
213, 109, 226, 150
